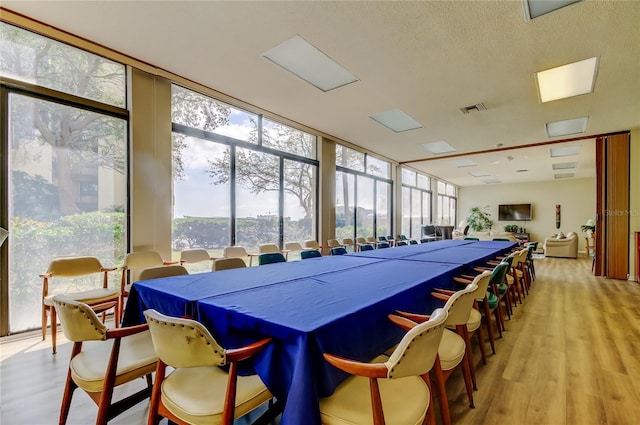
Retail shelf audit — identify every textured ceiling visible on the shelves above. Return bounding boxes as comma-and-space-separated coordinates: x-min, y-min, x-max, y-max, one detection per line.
2, 1, 639, 187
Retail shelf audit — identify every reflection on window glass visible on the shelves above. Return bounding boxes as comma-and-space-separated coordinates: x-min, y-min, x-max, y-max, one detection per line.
357, 177, 374, 238
235, 148, 280, 253
422, 192, 432, 228
1, 22, 126, 107
376, 181, 391, 237
8, 93, 126, 331
417, 174, 430, 190
411, 188, 422, 239
367, 156, 390, 178
335, 171, 355, 240
437, 181, 446, 194
446, 184, 456, 197
172, 134, 230, 265
402, 187, 411, 237
171, 85, 257, 143
263, 118, 316, 159
336, 144, 365, 172
283, 159, 315, 254
402, 168, 416, 185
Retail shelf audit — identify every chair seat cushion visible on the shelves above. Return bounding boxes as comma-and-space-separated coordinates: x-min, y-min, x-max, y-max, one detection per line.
319, 355, 429, 425
438, 329, 466, 371
162, 365, 272, 424
486, 291, 499, 309
497, 282, 508, 294
506, 274, 515, 285
71, 330, 158, 393
44, 287, 120, 306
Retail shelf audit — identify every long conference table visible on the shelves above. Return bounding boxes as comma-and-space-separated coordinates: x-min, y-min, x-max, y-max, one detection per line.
123, 239, 515, 425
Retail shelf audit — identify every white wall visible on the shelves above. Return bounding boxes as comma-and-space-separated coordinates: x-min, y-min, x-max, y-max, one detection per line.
459, 178, 596, 252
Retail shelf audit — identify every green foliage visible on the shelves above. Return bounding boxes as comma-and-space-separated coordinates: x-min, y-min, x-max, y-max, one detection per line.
467, 206, 494, 232
504, 224, 519, 233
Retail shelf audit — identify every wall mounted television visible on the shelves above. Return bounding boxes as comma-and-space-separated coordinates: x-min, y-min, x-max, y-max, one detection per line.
498, 204, 532, 221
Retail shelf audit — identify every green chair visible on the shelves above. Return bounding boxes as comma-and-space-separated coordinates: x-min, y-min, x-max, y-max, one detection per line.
464, 237, 480, 241
258, 252, 286, 265
330, 247, 348, 256
409, 239, 418, 245
300, 249, 322, 260
359, 244, 374, 251
492, 238, 510, 241
377, 242, 390, 249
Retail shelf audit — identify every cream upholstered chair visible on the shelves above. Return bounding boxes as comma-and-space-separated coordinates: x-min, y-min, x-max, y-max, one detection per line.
212, 257, 247, 271
320, 308, 448, 425
258, 243, 280, 254
144, 309, 273, 425
393, 278, 481, 425
139, 265, 189, 281
179, 248, 215, 272
40, 256, 120, 354
284, 242, 305, 260
543, 231, 578, 258
304, 240, 328, 255
342, 238, 358, 252
53, 296, 157, 425
121, 251, 176, 310
223, 246, 254, 266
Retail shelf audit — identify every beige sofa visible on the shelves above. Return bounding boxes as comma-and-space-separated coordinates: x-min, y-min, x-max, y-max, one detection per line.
544, 231, 578, 258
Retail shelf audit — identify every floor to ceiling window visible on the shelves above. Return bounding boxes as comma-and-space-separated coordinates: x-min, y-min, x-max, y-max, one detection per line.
335, 145, 392, 242
1, 22, 128, 333
401, 169, 432, 239
171, 86, 317, 259
437, 181, 457, 226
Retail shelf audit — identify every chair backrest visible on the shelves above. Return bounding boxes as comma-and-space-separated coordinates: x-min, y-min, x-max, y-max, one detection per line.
144, 309, 225, 368
259, 252, 287, 265
124, 251, 165, 282
385, 307, 448, 379
285, 242, 304, 252
139, 265, 189, 281
378, 236, 388, 242
53, 296, 107, 342
378, 242, 390, 249
223, 246, 249, 258
464, 237, 480, 241
469, 270, 492, 299
330, 247, 348, 256
342, 238, 355, 246
300, 249, 322, 260
327, 239, 342, 248
396, 241, 408, 246
366, 236, 377, 244
212, 257, 247, 271
490, 262, 510, 286
409, 240, 418, 245
515, 248, 528, 265
180, 248, 212, 264
356, 237, 367, 244
492, 238, 510, 241
259, 243, 280, 254
304, 240, 321, 250
360, 244, 374, 251
47, 256, 105, 277
423, 225, 436, 236
398, 234, 408, 240
441, 279, 480, 326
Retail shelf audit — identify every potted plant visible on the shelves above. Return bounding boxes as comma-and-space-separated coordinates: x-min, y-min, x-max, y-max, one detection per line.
580, 219, 596, 235
467, 206, 495, 233
504, 224, 519, 233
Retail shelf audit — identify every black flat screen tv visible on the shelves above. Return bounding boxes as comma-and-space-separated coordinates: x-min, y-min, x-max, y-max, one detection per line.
498, 204, 532, 221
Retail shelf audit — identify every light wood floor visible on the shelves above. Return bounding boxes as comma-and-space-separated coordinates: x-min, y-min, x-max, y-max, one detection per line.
2, 255, 639, 425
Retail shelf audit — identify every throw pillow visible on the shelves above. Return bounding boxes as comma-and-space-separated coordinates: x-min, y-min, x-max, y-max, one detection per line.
556, 232, 566, 239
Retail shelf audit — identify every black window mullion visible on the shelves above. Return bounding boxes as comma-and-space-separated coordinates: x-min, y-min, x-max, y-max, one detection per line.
230, 145, 237, 246
278, 157, 284, 249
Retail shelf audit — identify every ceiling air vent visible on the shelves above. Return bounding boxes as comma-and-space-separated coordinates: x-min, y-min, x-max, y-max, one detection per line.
460, 103, 487, 114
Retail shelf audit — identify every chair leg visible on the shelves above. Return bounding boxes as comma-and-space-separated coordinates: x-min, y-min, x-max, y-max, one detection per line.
42, 304, 48, 341
494, 305, 504, 336
460, 326, 478, 391
431, 363, 451, 425
483, 303, 496, 354
475, 325, 487, 365
59, 369, 78, 425
51, 307, 57, 355
459, 351, 475, 408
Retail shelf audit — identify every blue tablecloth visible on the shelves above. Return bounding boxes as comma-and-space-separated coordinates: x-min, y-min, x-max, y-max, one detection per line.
196, 260, 461, 425
121, 239, 514, 424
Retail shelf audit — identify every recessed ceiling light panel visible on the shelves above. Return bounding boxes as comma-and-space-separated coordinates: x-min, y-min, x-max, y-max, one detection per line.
554, 173, 575, 179
262, 35, 358, 92
552, 162, 577, 170
536, 57, 598, 102
546, 117, 588, 137
451, 159, 477, 168
550, 145, 581, 157
469, 171, 491, 177
420, 141, 456, 155
523, 0, 582, 21
483, 179, 502, 184
370, 109, 423, 133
